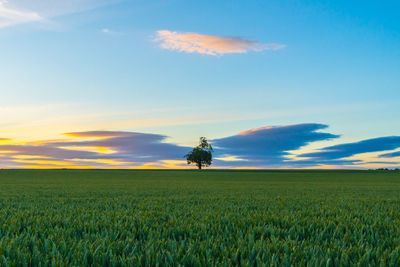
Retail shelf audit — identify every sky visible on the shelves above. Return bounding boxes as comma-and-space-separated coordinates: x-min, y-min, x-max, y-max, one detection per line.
0, 0, 399, 169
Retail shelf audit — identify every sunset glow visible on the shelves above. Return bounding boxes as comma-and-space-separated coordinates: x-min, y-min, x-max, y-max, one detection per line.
1, 1, 399, 169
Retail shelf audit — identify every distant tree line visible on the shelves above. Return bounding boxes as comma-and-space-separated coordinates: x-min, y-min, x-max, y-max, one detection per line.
373, 168, 400, 171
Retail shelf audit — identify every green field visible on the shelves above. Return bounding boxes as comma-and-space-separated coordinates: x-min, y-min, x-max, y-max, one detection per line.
0, 170, 399, 266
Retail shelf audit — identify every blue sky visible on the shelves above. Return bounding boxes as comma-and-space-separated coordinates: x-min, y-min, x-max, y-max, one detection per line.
0, 0, 399, 169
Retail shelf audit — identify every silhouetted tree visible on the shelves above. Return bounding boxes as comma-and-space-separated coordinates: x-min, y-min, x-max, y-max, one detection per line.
185, 137, 213, 169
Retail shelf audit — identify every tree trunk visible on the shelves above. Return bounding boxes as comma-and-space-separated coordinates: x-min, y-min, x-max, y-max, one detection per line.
197, 163, 202, 170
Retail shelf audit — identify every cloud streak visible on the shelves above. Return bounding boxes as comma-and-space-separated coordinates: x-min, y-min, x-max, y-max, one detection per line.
51, 131, 189, 163
0, 131, 189, 168
212, 124, 339, 167
299, 136, 400, 166
155, 30, 286, 56
0, 125, 399, 169
0, 0, 41, 28
0, 0, 119, 28
380, 151, 400, 158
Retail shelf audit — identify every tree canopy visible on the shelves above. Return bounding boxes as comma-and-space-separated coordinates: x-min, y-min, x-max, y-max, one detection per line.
185, 137, 213, 169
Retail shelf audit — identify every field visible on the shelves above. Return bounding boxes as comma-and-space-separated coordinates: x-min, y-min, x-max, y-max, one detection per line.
0, 170, 399, 266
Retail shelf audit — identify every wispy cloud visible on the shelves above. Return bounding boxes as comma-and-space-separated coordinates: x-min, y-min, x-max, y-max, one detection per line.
0, 0, 119, 29
0, 0, 42, 28
100, 28, 124, 35
101, 28, 113, 34
379, 151, 400, 158
298, 136, 400, 166
155, 30, 286, 56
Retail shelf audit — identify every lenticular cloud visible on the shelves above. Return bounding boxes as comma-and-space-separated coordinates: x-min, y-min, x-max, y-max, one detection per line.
156, 30, 286, 56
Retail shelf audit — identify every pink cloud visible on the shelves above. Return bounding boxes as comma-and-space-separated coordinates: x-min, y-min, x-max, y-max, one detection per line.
156, 30, 286, 56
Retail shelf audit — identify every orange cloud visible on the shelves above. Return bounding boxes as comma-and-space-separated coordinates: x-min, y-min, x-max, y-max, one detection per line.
215, 156, 247, 162
70, 158, 133, 166
130, 160, 188, 169
59, 146, 117, 154
64, 131, 119, 139
13, 159, 75, 166
156, 30, 286, 56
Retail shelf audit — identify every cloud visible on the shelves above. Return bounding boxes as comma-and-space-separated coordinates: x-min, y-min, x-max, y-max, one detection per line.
0, 0, 42, 28
101, 28, 111, 33
1, 126, 399, 169
298, 136, 400, 165
0, 0, 119, 28
155, 30, 286, 56
100, 28, 123, 35
212, 124, 339, 167
380, 151, 400, 158
0, 131, 189, 168
51, 131, 189, 163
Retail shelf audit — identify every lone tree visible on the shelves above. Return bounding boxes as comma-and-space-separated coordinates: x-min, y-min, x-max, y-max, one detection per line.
185, 137, 213, 169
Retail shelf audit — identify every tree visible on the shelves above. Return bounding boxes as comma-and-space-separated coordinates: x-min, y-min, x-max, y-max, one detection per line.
185, 137, 213, 169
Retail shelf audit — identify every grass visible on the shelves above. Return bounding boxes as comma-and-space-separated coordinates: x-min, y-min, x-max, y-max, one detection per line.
0, 169, 399, 266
